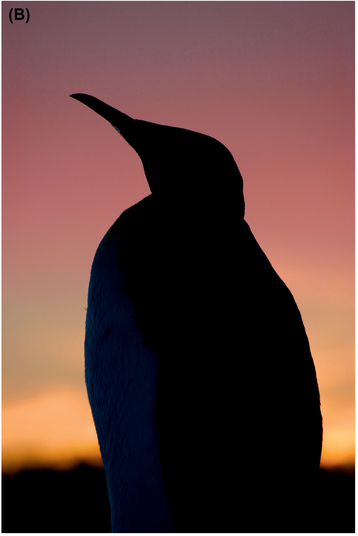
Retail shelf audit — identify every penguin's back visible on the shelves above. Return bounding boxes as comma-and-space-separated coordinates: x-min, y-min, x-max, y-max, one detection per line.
116, 198, 322, 531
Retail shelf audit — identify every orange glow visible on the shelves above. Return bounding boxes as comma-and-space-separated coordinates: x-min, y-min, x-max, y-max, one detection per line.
320, 427, 355, 468
2, 388, 102, 474
2, 385, 354, 474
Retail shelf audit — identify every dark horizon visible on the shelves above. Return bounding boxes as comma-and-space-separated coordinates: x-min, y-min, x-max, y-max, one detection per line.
2, 463, 355, 533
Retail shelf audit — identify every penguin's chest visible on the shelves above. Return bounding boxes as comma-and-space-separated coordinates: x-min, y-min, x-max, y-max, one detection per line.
84, 230, 172, 532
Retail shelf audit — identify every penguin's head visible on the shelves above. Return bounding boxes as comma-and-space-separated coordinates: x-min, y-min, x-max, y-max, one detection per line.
70, 94, 244, 217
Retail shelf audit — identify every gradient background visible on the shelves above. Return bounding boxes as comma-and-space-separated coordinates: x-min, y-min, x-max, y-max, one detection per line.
3, 1, 354, 476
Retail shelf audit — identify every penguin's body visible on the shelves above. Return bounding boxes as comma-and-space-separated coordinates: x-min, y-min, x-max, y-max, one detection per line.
72, 94, 322, 532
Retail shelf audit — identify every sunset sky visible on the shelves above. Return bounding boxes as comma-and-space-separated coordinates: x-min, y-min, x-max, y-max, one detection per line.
2, 1, 354, 474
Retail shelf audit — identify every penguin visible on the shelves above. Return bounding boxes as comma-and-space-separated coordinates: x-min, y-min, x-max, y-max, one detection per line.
70, 94, 322, 533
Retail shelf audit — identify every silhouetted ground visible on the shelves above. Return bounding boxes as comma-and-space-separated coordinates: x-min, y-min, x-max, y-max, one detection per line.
2, 464, 355, 532
314, 466, 355, 533
2, 464, 111, 533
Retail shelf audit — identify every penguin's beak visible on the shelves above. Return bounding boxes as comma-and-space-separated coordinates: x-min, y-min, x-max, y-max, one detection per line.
70, 93, 160, 191
70, 93, 134, 139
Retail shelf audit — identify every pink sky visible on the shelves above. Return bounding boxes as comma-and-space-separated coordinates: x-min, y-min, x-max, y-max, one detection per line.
2, 1, 354, 472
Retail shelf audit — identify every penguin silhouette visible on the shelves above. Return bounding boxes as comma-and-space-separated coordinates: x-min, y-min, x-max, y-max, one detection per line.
71, 94, 322, 533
